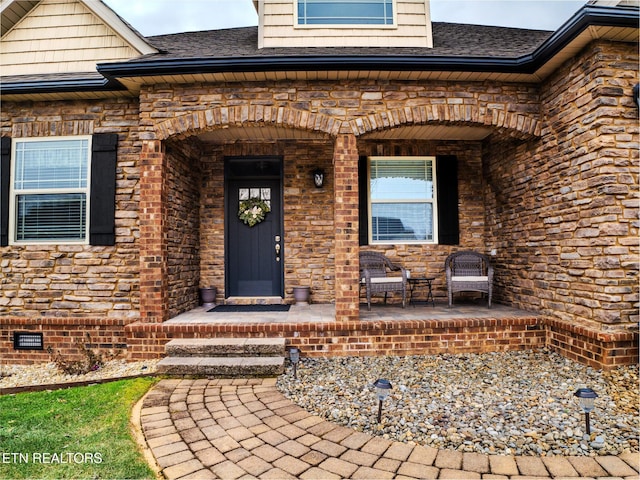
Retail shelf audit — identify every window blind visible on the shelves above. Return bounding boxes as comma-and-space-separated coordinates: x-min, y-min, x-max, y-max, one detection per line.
16, 193, 87, 241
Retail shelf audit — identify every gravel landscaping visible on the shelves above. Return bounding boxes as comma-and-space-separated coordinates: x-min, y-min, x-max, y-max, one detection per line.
3, 348, 637, 458
277, 349, 639, 457
0, 359, 159, 390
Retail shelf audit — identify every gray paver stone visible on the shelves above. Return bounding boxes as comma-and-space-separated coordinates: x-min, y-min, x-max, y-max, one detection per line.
276, 439, 310, 458
299, 467, 341, 479
542, 456, 579, 477
312, 439, 348, 457
211, 459, 248, 480
181, 427, 206, 443
156, 450, 196, 470
318, 457, 359, 477
297, 433, 322, 447
489, 455, 519, 476
597, 456, 639, 477
227, 426, 255, 442
374, 457, 402, 473
340, 431, 371, 450
212, 434, 241, 453
618, 452, 640, 472
340, 449, 379, 467
435, 449, 463, 469
258, 429, 289, 446
194, 446, 226, 467
153, 440, 189, 458
252, 444, 286, 462
277, 423, 307, 439
237, 413, 263, 428
408, 444, 438, 466
147, 433, 183, 449
320, 426, 353, 443
397, 461, 440, 479
567, 456, 609, 477
225, 447, 252, 463
141, 406, 169, 416
300, 451, 328, 467
351, 466, 396, 479
177, 468, 217, 480
516, 456, 550, 477
361, 436, 394, 455
439, 468, 482, 479
162, 459, 204, 480
384, 442, 414, 461
463, 452, 490, 473
188, 439, 212, 452
306, 421, 337, 437
236, 455, 273, 476
272, 455, 311, 476
142, 425, 176, 439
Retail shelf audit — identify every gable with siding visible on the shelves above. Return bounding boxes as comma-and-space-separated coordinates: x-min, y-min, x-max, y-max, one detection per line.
0, 0, 152, 76
258, 0, 433, 48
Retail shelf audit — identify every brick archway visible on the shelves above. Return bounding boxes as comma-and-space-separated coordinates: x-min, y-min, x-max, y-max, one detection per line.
346, 107, 541, 139
153, 106, 343, 141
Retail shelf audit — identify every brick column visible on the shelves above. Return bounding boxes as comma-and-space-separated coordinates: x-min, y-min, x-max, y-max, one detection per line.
333, 134, 360, 322
139, 139, 168, 322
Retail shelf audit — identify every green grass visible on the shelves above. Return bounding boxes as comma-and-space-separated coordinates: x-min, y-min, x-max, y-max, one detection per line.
0, 377, 158, 479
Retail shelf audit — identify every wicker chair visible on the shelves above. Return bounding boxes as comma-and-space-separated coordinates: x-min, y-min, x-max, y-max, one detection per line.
359, 251, 408, 311
445, 251, 493, 308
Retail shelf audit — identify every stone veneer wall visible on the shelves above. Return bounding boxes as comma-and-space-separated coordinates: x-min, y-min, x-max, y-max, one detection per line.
0, 99, 142, 318
484, 40, 639, 330
165, 140, 202, 317
0, 98, 141, 362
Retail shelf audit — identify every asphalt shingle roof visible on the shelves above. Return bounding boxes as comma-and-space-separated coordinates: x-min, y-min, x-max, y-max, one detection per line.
141, 23, 553, 62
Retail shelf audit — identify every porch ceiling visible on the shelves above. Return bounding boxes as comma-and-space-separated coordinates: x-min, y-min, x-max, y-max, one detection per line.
196, 124, 493, 142
197, 125, 330, 143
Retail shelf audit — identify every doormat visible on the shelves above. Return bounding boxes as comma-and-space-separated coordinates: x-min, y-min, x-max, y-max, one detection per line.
208, 304, 291, 313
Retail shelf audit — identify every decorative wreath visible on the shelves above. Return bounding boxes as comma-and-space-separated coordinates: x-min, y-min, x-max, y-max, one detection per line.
238, 197, 271, 227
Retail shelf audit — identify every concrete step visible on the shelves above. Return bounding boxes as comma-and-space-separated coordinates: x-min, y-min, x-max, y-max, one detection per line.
156, 356, 285, 377
165, 338, 286, 357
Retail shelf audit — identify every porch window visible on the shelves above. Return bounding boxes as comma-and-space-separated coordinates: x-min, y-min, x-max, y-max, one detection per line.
368, 156, 437, 244
297, 0, 394, 25
10, 137, 90, 243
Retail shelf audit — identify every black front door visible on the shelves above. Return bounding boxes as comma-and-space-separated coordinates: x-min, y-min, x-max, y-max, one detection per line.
226, 158, 283, 297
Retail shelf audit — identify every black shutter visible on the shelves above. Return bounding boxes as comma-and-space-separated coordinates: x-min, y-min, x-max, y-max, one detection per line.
1, 137, 10, 247
358, 155, 368, 246
436, 156, 459, 245
90, 133, 118, 246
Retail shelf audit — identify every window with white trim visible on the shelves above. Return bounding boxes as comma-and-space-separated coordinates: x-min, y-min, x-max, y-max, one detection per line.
10, 137, 91, 243
369, 156, 437, 243
297, 0, 394, 25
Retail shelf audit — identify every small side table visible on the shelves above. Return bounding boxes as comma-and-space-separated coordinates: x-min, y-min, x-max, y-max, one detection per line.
408, 277, 435, 307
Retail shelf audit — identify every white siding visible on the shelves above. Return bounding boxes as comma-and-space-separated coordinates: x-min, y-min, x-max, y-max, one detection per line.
1, 0, 141, 76
259, 0, 433, 48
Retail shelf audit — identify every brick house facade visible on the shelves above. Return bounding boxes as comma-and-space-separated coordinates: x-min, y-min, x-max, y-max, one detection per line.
1, 0, 638, 368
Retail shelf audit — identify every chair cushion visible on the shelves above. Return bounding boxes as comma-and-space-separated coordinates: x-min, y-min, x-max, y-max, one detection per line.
361, 277, 404, 284
451, 276, 488, 282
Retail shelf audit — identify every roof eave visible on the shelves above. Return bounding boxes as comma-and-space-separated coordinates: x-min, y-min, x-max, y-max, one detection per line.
97, 4, 638, 80
0, 76, 126, 95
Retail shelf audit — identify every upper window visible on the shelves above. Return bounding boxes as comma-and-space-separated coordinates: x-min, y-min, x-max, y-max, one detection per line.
297, 0, 394, 25
368, 156, 437, 244
10, 137, 91, 244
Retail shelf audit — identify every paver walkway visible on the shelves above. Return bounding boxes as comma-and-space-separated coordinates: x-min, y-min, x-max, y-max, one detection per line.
137, 379, 640, 480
